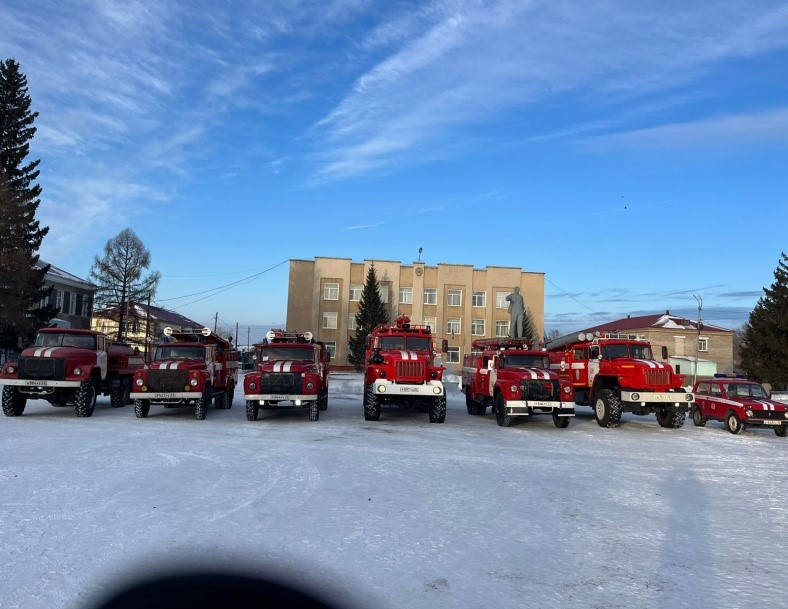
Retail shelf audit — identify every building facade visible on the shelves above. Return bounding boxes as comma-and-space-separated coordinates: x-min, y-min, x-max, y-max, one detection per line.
37, 260, 97, 330
286, 257, 545, 368
577, 312, 734, 378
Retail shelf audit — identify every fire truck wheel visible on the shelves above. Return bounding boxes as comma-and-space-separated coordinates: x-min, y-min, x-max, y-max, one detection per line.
194, 390, 209, 420
363, 385, 380, 421
478, 398, 489, 416
245, 400, 259, 421
110, 379, 129, 408
75, 380, 98, 418
594, 389, 622, 428
134, 399, 151, 418
465, 388, 473, 414
656, 409, 686, 429
309, 401, 320, 422
494, 392, 512, 427
724, 411, 743, 435
429, 395, 446, 423
2, 386, 26, 416
775, 425, 787, 437
691, 406, 707, 427
214, 390, 228, 409
227, 381, 235, 409
552, 412, 570, 428
319, 390, 328, 411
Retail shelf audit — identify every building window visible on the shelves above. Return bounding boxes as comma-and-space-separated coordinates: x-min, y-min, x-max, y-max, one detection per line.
55, 290, 63, 311
447, 318, 461, 335
379, 285, 389, 304
399, 287, 413, 304
496, 291, 509, 309
447, 289, 462, 306
446, 346, 460, 363
698, 337, 708, 352
75, 294, 84, 317
324, 341, 336, 359
423, 288, 437, 305
472, 291, 486, 307
348, 315, 357, 331
67, 294, 76, 316
349, 284, 362, 301
324, 282, 339, 301
423, 316, 436, 331
322, 312, 338, 329
495, 320, 509, 337
471, 319, 485, 336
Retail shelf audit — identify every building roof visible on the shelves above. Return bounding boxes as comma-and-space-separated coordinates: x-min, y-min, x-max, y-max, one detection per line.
581, 312, 731, 335
36, 259, 96, 291
93, 302, 203, 329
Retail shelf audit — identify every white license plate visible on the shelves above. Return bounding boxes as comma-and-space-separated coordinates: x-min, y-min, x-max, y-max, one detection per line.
400, 387, 419, 393
152, 393, 177, 399
23, 380, 43, 386
762, 420, 780, 425
530, 401, 551, 407
268, 395, 291, 401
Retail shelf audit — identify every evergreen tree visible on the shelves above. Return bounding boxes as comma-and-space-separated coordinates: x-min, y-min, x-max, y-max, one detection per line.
739, 252, 788, 389
0, 59, 54, 351
348, 264, 389, 370
89, 228, 161, 342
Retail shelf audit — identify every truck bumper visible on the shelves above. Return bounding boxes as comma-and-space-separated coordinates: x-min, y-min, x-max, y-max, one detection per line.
621, 391, 694, 408
243, 393, 317, 406
373, 380, 444, 397
130, 391, 199, 402
505, 400, 575, 416
747, 418, 788, 427
3, 379, 81, 389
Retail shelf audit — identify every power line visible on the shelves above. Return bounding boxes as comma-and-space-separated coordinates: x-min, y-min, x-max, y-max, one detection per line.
545, 277, 601, 316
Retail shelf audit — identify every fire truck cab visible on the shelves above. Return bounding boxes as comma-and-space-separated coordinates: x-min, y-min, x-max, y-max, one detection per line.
243, 330, 329, 422
547, 332, 694, 428
130, 327, 238, 420
462, 338, 575, 428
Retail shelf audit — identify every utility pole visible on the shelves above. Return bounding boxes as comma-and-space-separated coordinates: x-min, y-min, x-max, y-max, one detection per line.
144, 292, 152, 362
235, 322, 239, 346
693, 294, 703, 386
214, 312, 218, 334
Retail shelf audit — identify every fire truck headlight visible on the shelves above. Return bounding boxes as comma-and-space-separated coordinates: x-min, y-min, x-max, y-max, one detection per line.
378, 385, 387, 393
248, 381, 256, 390
190, 379, 198, 387
6, 365, 15, 374
304, 332, 313, 341
306, 381, 315, 390
685, 393, 693, 401
433, 386, 442, 395
135, 378, 144, 387
73, 367, 82, 376
563, 385, 571, 395
746, 409, 754, 418
509, 384, 518, 394
783, 412, 788, 419
631, 393, 640, 402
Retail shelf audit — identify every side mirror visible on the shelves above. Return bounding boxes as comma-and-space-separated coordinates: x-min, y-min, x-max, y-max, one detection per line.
661, 346, 668, 359
441, 339, 449, 353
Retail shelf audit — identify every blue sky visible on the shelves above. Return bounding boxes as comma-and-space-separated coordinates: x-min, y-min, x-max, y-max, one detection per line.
3, 0, 787, 341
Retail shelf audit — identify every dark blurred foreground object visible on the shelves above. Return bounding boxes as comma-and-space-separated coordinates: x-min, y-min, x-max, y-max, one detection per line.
92, 572, 344, 609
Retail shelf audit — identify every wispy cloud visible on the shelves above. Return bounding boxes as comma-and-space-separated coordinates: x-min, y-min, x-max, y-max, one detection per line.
344, 221, 385, 231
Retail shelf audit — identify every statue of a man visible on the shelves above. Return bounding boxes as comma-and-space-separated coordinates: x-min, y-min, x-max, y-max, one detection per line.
506, 286, 525, 338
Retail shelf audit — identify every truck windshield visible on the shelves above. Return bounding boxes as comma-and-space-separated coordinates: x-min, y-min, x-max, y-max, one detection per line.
155, 346, 205, 360
602, 344, 634, 359
259, 347, 315, 362
726, 383, 768, 398
502, 354, 549, 369
378, 336, 431, 351
34, 333, 96, 349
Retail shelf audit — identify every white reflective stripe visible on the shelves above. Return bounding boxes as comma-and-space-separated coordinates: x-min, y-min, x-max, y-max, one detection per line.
636, 359, 656, 368
409, 351, 417, 360
34, 348, 46, 357
274, 362, 282, 372
571, 363, 585, 370
399, 350, 408, 360
539, 370, 551, 380
283, 361, 292, 372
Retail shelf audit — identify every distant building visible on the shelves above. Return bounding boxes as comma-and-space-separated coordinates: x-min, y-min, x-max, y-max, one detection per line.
91, 302, 203, 355
37, 260, 97, 330
287, 257, 546, 368
578, 311, 734, 377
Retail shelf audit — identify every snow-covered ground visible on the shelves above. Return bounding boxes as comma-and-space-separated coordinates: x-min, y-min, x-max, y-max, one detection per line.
1, 373, 786, 609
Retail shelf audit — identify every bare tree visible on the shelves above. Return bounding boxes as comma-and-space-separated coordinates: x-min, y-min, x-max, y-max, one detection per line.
89, 228, 161, 341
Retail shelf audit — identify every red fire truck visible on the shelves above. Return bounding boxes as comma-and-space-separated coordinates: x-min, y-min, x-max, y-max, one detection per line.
547, 332, 693, 428
462, 338, 575, 428
243, 329, 330, 422
363, 316, 446, 423
0, 328, 144, 417
130, 327, 238, 420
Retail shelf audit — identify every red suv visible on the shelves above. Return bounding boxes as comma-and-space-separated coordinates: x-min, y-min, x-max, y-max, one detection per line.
691, 375, 788, 437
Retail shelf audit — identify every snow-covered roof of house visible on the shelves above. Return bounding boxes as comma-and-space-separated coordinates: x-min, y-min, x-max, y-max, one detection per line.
93, 302, 203, 329
580, 312, 731, 335
36, 259, 96, 291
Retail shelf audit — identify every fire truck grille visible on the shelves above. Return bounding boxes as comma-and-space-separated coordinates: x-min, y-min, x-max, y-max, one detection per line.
645, 369, 671, 386
520, 379, 560, 401
146, 370, 188, 392
18, 357, 66, 380
261, 373, 302, 394
395, 360, 425, 381
752, 409, 786, 421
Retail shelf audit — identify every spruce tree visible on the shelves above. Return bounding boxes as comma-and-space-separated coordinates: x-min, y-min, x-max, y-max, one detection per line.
0, 59, 54, 351
739, 252, 788, 389
348, 264, 389, 370
89, 228, 161, 342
